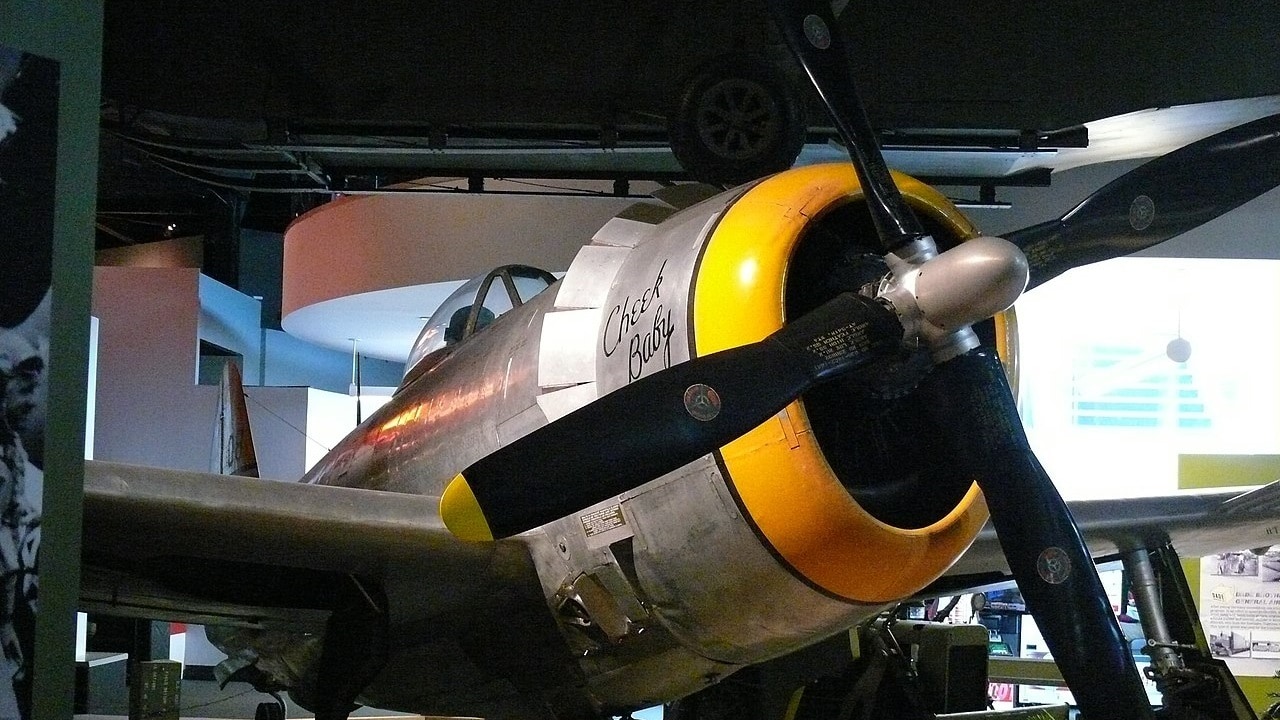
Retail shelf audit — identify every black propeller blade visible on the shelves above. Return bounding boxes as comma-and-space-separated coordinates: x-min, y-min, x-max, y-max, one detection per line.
1012, 111, 1280, 291
762, 0, 927, 255
766, 1, 1155, 717
917, 349, 1152, 718
441, 292, 904, 540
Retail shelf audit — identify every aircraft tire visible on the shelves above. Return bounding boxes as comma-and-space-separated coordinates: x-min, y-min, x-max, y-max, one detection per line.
254, 701, 285, 720
669, 53, 806, 186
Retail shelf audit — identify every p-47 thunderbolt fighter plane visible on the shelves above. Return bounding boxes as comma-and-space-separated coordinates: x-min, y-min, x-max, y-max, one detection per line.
81, 3, 1280, 720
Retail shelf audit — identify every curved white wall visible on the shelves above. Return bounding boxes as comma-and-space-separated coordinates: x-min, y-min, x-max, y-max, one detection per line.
281, 190, 642, 359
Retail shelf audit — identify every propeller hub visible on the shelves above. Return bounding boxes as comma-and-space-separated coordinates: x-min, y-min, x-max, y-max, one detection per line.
877, 235, 1029, 362
885, 235, 939, 269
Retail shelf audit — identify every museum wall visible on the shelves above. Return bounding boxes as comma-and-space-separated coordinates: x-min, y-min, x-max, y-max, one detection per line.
92, 267, 210, 470
261, 327, 402, 393
240, 228, 285, 328
95, 236, 203, 269
90, 264, 391, 478
199, 274, 265, 385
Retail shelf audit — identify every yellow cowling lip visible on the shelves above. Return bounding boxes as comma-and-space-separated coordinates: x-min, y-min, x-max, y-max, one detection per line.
691, 163, 1006, 604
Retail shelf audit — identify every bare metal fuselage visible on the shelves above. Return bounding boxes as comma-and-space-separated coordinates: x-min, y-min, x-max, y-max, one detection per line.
290, 164, 996, 717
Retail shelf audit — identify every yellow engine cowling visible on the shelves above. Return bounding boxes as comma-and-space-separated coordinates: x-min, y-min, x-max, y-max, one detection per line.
690, 163, 1015, 604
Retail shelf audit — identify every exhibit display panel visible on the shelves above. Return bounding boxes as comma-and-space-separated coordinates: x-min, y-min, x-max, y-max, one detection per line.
0, 5, 103, 718
0, 43, 57, 720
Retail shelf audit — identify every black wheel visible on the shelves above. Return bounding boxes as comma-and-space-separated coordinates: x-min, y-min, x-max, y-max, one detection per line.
669, 54, 806, 185
254, 699, 285, 720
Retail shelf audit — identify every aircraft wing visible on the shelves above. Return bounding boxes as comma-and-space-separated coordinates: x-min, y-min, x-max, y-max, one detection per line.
933, 482, 1280, 594
81, 459, 502, 631
83, 455, 1280, 625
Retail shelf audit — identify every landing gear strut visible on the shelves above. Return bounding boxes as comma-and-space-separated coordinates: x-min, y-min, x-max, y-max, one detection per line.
1120, 543, 1256, 720
307, 575, 390, 720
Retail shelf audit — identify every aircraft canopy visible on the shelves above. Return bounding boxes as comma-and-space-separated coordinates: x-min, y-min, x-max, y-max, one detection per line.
404, 264, 557, 376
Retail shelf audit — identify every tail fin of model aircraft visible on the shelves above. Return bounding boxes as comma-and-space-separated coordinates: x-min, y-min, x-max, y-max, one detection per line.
212, 362, 259, 478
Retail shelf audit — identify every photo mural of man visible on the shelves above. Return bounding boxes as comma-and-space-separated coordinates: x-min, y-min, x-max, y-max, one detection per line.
0, 45, 57, 720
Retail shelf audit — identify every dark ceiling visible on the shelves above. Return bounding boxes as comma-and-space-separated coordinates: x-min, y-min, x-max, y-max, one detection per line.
96, 1, 1280, 260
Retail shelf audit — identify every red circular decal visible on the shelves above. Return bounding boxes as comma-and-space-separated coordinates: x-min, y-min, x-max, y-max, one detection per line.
683, 384, 722, 421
